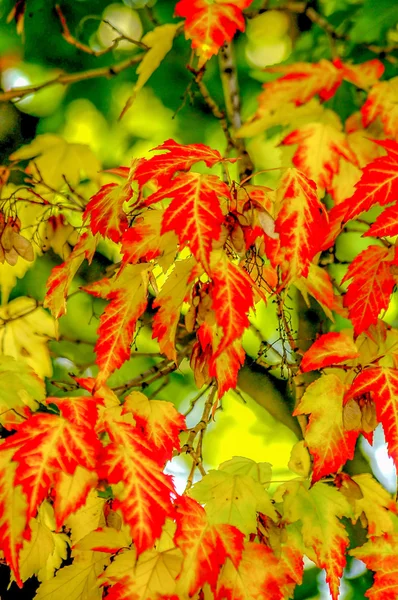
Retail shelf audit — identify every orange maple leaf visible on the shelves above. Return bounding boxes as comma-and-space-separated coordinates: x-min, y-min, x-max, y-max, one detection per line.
300, 331, 359, 372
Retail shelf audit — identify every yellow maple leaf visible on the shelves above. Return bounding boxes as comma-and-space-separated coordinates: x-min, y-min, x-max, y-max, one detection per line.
0, 297, 56, 378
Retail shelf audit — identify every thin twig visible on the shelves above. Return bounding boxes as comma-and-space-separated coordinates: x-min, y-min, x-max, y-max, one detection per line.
0, 53, 145, 103
187, 66, 235, 152
55, 4, 149, 54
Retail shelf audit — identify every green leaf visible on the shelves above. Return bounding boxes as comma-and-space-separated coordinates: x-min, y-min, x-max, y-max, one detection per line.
189, 469, 277, 534
349, 0, 397, 43
219, 456, 272, 488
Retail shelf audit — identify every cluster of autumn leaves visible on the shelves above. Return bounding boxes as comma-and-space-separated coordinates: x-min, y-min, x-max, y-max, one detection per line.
1, 0, 398, 598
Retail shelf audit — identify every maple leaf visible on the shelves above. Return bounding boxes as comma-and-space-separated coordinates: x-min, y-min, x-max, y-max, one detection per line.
102, 525, 182, 600
122, 391, 186, 464
282, 120, 357, 190
134, 139, 232, 188
145, 172, 228, 270
337, 58, 384, 89
83, 180, 131, 243
258, 60, 343, 110
294, 374, 359, 481
331, 140, 398, 224
98, 403, 176, 554
35, 551, 110, 600
300, 331, 359, 372
44, 231, 99, 319
0, 454, 28, 586
351, 533, 398, 600
0, 355, 45, 429
362, 76, 398, 140
16, 502, 69, 584
365, 203, 398, 238
241, 59, 384, 136
3, 402, 100, 524
121, 208, 177, 270
341, 245, 397, 335
216, 541, 291, 600
189, 467, 277, 534
347, 367, 398, 467
174, 495, 244, 596
273, 168, 329, 283
52, 467, 98, 529
295, 263, 343, 321
277, 480, 352, 600
175, 0, 252, 68
210, 252, 255, 356
350, 473, 397, 536
153, 257, 198, 361
0, 296, 56, 379
84, 264, 150, 387
9, 134, 101, 190
120, 23, 180, 118
193, 322, 246, 397
329, 126, 382, 208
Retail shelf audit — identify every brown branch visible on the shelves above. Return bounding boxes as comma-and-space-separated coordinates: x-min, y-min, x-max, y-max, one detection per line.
187, 66, 235, 152
183, 383, 217, 493
0, 53, 145, 103
219, 43, 254, 182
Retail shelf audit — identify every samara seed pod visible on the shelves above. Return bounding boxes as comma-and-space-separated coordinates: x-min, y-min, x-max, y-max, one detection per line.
343, 398, 362, 431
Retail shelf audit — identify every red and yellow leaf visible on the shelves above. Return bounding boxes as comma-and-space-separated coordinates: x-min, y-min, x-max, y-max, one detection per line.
273, 168, 329, 283
347, 367, 398, 467
85, 264, 150, 387
121, 208, 177, 269
210, 252, 255, 357
362, 76, 398, 140
282, 121, 357, 190
342, 245, 397, 335
215, 542, 289, 600
351, 534, 398, 600
294, 374, 358, 481
333, 140, 398, 224
365, 203, 398, 238
146, 172, 228, 270
44, 231, 98, 318
277, 480, 352, 600
98, 408, 176, 554
152, 257, 198, 361
174, 495, 244, 596
300, 331, 359, 372
175, 0, 252, 67
122, 391, 186, 465
134, 139, 232, 188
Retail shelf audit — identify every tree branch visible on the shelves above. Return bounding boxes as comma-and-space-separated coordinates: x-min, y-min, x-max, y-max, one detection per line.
219, 43, 254, 182
0, 53, 145, 103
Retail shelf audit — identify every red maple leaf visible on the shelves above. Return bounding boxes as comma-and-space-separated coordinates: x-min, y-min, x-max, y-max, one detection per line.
174, 495, 244, 596
342, 245, 398, 335
147, 172, 229, 270
175, 0, 252, 67
134, 139, 233, 188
